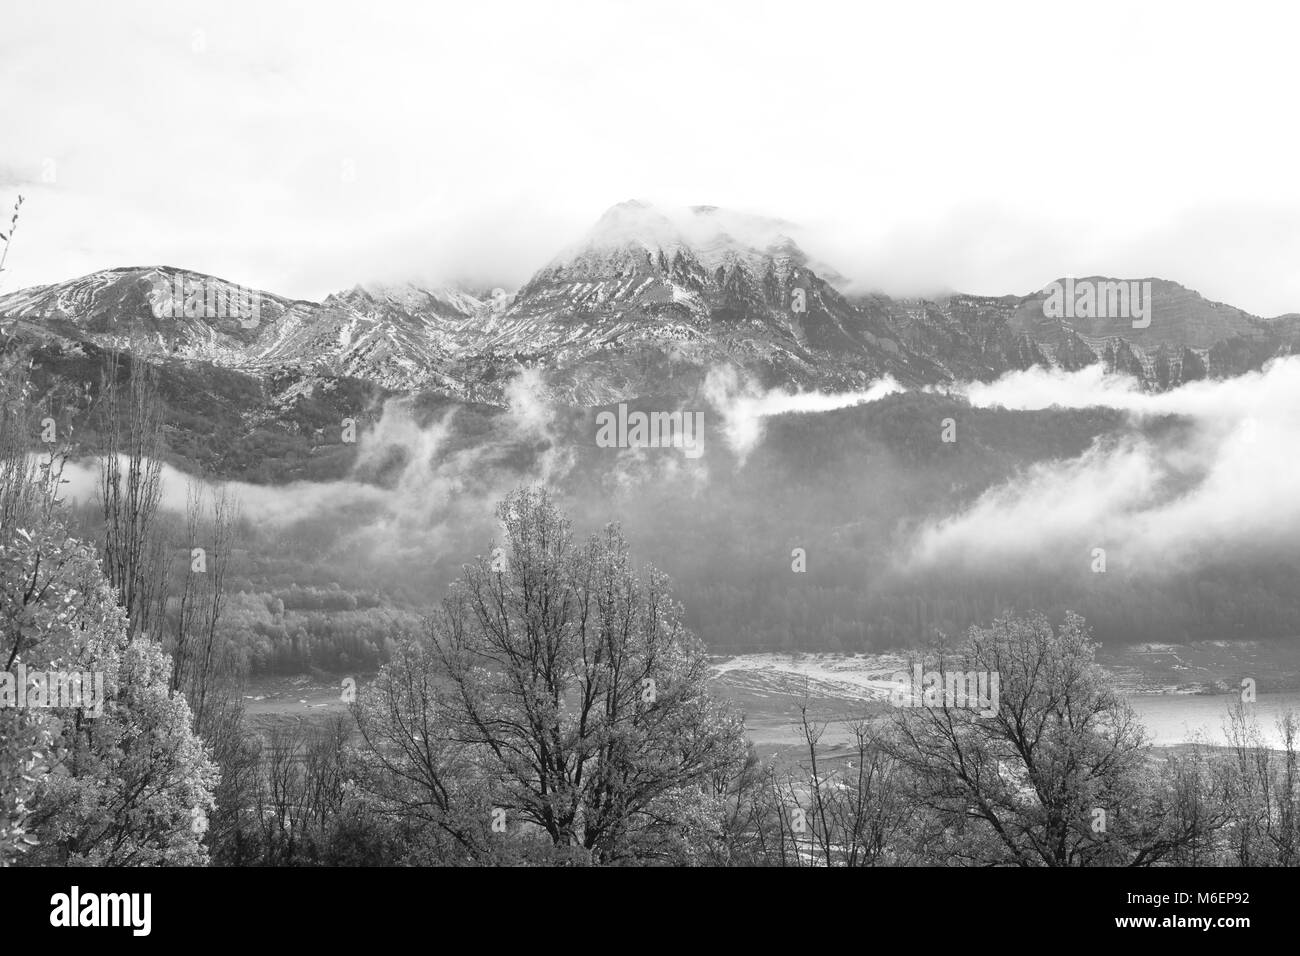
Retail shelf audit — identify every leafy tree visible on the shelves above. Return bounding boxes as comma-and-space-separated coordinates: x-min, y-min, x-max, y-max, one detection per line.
1, 357, 217, 866
1, 492, 218, 864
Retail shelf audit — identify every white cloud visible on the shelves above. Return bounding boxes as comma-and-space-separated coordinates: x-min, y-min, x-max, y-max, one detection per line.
704, 365, 903, 463
54, 367, 576, 564
907, 357, 1300, 574
3, 1, 1300, 313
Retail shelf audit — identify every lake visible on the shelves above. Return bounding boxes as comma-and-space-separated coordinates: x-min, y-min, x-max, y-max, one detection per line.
1126, 691, 1300, 748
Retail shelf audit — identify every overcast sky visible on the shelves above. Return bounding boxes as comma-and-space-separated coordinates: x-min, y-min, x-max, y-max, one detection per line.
3, 0, 1299, 313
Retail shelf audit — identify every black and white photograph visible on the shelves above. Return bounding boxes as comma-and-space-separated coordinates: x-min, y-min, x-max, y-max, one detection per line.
0, 0, 1291, 938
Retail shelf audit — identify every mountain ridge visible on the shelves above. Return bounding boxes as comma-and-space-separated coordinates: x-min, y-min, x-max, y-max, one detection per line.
4, 202, 1299, 405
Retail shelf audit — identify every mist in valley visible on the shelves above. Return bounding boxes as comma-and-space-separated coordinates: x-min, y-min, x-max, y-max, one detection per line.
43, 355, 1300, 682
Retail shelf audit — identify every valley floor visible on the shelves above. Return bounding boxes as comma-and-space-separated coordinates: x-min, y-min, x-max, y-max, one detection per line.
237, 640, 1300, 759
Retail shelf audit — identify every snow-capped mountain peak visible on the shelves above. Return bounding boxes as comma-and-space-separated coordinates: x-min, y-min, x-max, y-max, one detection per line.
572, 199, 688, 257
535, 201, 848, 297
5, 203, 1286, 409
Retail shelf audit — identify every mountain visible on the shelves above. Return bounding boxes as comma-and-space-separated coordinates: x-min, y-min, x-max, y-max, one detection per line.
862, 277, 1300, 387
474, 200, 940, 403
247, 282, 494, 394
0, 267, 508, 400
0, 265, 305, 361
4, 202, 1300, 411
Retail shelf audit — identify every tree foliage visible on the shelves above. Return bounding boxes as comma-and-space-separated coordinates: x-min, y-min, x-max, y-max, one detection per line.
1, 354, 217, 866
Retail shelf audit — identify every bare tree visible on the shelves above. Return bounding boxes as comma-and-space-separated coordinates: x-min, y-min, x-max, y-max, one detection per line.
0, 194, 23, 291
435, 489, 745, 860
886, 612, 1210, 866
171, 480, 240, 725
98, 351, 165, 640
1221, 704, 1300, 865
354, 488, 746, 863
351, 626, 501, 861
258, 723, 307, 865
783, 706, 915, 867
